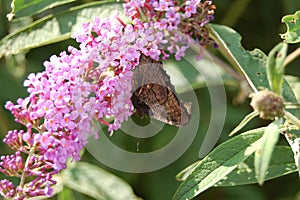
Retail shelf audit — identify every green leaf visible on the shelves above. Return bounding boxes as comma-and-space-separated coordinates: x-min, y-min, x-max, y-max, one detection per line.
254, 119, 282, 185
266, 42, 288, 95
9, 0, 76, 19
284, 129, 300, 178
178, 146, 297, 186
285, 111, 300, 128
173, 128, 264, 200
208, 24, 300, 119
285, 75, 300, 102
61, 162, 140, 200
0, 1, 125, 58
57, 187, 75, 200
208, 24, 267, 94
176, 161, 201, 181
280, 11, 300, 43
215, 146, 297, 186
228, 111, 259, 136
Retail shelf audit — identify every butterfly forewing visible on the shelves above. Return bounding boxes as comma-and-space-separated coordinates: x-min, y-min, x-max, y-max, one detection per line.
131, 55, 191, 127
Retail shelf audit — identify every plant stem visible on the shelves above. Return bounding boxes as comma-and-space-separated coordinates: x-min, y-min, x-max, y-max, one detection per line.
284, 111, 300, 128
284, 47, 300, 67
19, 147, 35, 188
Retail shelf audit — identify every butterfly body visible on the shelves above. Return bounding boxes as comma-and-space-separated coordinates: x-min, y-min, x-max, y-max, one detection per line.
131, 55, 191, 127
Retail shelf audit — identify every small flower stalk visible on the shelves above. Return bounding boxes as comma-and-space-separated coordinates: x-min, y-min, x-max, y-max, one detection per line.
250, 90, 285, 120
0, 0, 216, 199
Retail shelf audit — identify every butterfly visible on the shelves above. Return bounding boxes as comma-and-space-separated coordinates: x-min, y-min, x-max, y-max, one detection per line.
130, 55, 191, 127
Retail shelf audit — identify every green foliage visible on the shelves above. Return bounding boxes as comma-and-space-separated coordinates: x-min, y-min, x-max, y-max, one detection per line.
175, 144, 297, 189
60, 162, 140, 200
281, 11, 300, 43
266, 43, 288, 95
9, 0, 76, 19
216, 146, 297, 186
173, 128, 265, 200
208, 24, 269, 93
228, 111, 258, 136
254, 119, 282, 185
0, 1, 125, 57
57, 187, 75, 200
208, 24, 299, 114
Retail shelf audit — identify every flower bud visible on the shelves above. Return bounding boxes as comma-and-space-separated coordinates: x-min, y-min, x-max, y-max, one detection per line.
250, 90, 284, 120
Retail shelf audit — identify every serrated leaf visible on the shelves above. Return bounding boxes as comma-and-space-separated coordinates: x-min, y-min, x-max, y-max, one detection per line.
9, 0, 76, 19
280, 11, 300, 43
215, 146, 297, 186
61, 162, 140, 200
266, 42, 288, 95
173, 128, 264, 200
208, 24, 300, 119
0, 1, 125, 58
228, 111, 259, 136
254, 119, 282, 185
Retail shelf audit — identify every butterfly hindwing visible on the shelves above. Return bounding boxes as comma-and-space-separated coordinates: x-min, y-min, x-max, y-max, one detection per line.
131, 55, 191, 127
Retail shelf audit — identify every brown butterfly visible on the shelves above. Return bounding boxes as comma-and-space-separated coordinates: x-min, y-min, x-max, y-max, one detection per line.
130, 55, 191, 127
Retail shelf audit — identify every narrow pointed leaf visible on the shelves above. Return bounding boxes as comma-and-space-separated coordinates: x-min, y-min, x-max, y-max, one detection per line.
177, 146, 297, 186
216, 146, 296, 186
280, 11, 300, 43
266, 42, 288, 95
229, 111, 259, 136
173, 128, 264, 200
254, 119, 282, 185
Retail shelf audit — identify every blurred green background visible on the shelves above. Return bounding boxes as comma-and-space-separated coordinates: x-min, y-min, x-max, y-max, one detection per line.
0, 0, 300, 199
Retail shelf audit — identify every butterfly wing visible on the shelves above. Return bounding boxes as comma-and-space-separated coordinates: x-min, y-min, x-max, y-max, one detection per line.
131, 55, 191, 127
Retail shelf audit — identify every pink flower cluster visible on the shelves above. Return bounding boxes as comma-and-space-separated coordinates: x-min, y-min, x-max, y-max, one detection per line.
123, 0, 216, 59
0, 1, 215, 199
